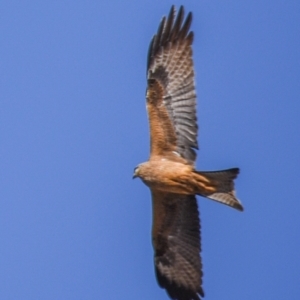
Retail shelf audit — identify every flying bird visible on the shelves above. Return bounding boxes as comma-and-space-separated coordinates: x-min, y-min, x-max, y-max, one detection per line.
133, 5, 243, 300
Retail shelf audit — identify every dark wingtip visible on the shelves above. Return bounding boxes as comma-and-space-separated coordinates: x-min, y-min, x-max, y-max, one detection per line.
234, 202, 244, 212
147, 5, 193, 73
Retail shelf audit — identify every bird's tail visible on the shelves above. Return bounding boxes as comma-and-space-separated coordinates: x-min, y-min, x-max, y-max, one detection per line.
195, 168, 243, 211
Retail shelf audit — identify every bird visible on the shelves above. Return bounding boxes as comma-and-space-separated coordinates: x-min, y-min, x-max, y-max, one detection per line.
133, 5, 244, 300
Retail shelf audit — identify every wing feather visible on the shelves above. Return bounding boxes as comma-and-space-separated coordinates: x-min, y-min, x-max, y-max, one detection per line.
151, 190, 204, 300
147, 6, 198, 164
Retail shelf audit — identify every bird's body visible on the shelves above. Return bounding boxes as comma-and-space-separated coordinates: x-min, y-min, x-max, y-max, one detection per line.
137, 159, 209, 194
135, 160, 242, 210
134, 6, 243, 300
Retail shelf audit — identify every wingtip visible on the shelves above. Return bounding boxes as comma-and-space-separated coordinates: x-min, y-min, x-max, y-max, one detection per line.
169, 4, 176, 16
235, 202, 244, 212
148, 5, 193, 69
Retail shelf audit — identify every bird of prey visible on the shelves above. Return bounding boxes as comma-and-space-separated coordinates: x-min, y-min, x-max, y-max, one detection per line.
133, 5, 243, 300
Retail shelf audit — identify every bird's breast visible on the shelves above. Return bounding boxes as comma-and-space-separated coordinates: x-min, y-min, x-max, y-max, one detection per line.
140, 160, 194, 194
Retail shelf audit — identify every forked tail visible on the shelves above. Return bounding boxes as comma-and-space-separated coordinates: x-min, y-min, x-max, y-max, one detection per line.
196, 168, 243, 211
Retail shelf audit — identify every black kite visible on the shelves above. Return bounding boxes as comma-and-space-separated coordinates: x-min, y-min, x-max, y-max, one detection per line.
133, 6, 243, 300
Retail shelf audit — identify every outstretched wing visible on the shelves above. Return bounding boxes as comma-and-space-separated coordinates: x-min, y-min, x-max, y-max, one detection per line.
151, 190, 204, 300
147, 6, 198, 165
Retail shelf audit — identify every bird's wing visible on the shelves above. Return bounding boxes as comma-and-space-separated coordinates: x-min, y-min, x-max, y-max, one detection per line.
151, 189, 204, 300
147, 6, 198, 165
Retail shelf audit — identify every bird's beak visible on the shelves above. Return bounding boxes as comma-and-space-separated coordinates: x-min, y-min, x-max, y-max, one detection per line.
132, 169, 138, 179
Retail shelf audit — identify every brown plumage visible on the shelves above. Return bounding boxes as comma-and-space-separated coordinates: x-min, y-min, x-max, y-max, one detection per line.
133, 5, 243, 300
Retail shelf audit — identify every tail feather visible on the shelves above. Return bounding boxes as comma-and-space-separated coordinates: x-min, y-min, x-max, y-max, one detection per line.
196, 168, 243, 211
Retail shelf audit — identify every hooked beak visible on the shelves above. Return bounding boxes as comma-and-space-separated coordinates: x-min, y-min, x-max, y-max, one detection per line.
133, 167, 139, 179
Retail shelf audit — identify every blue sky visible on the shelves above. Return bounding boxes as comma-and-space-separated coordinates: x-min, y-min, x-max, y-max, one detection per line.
1, 1, 299, 299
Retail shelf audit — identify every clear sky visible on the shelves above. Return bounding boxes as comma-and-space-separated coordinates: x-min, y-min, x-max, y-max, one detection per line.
1, 1, 299, 299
